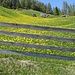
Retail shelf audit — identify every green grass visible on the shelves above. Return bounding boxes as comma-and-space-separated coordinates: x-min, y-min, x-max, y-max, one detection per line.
0, 26, 75, 38
20, 9, 58, 18
0, 55, 75, 75
20, 9, 41, 17
0, 6, 19, 18
0, 6, 75, 75
0, 34, 75, 48
0, 6, 75, 28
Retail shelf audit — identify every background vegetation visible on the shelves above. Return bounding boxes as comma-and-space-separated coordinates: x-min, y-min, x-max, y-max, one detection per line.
0, 0, 75, 16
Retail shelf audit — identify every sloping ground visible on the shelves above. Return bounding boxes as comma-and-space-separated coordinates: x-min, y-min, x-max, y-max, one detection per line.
0, 6, 75, 75
20, 9, 41, 17
0, 22, 75, 75
0, 6, 75, 29
20, 9, 55, 18
0, 6, 19, 18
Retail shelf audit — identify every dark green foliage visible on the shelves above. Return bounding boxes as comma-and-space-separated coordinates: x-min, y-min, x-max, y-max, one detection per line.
62, 1, 75, 16
1, 0, 21, 9
2, 0, 10, 8
12, 0, 21, 9
46, 3, 52, 14
0, 0, 48, 13
62, 1, 68, 15
0, 0, 3, 5
21, 0, 25, 8
54, 7, 60, 15
0, 0, 75, 16
25, 0, 30, 9
72, 3, 75, 16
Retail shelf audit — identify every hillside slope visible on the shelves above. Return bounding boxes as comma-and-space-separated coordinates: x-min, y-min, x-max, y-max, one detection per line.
20, 9, 41, 17
0, 6, 19, 18
0, 6, 75, 29
0, 6, 75, 75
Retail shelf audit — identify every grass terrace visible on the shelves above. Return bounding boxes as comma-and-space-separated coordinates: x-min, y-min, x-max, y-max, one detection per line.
0, 6, 75, 75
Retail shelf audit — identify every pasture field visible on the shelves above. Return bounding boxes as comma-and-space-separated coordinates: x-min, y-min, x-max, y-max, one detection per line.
0, 6, 75, 29
0, 6, 75, 75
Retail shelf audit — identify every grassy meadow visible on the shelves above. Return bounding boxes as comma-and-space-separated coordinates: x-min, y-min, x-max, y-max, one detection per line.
0, 6, 75, 28
0, 6, 75, 75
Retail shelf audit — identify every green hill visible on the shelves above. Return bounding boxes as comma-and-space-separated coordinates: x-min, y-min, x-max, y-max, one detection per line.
20, 9, 41, 17
0, 6, 75, 29
0, 6, 42, 18
0, 6, 19, 18
0, 6, 54, 18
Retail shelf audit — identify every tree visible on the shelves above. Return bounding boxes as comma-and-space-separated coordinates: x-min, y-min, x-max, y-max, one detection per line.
25, 0, 31, 9
11, 0, 20, 9
72, 3, 75, 16
68, 4, 72, 16
42, 4, 46, 13
2, 0, 10, 8
16, 0, 21, 9
54, 7, 59, 15
31, 0, 36, 10
9, 0, 13, 9
12, 0, 17, 9
38, 2, 46, 12
46, 3, 52, 14
68, 3, 75, 16
0, 0, 3, 5
21, 0, 25, 8
62, 1, 68, 15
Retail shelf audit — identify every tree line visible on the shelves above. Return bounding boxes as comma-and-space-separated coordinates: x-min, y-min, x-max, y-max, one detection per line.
0, 0, 75, 16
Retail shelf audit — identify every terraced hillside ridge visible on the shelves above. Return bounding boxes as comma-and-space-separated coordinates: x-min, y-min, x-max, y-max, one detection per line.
0, 22, 75, 75
0, 22, 75, 57
0, 6, 75, 75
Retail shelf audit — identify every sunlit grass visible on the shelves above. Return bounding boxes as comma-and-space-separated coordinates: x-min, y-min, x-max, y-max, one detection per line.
0, 6, 75, 75
0, 6, 75, 28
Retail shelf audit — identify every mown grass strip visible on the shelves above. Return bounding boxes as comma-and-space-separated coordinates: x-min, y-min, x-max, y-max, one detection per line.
0, 22, 75, 33
0, 41, 75, 52
0, 30, 75, 42
0, 34, 75, 48
0, 50, 75, 60
0, 26, 75, 39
